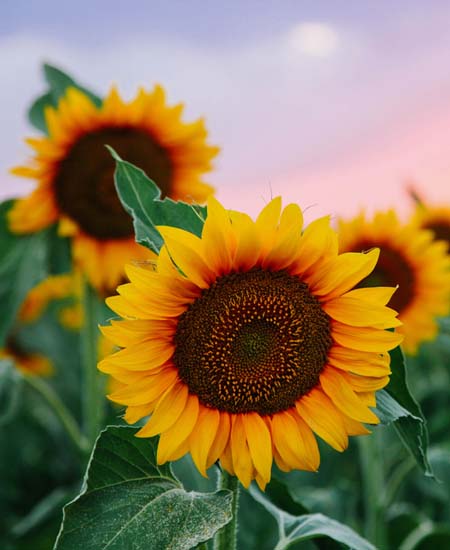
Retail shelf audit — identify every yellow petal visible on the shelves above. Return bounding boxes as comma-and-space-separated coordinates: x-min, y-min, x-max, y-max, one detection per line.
271, 410, 318, 471
157, 226, 214, 288
231, 415, 253, 488
323, 296, 400, 328
229, 211, 261, 271
124, 403, 155, 424
156, 394, 200, 463
292, 216, 335, 275
263, 203, 303, 271
320, 367, 379, 423
202, 196, 234, 274
309, 249, 380, 299
99, 338, 174, 371
332, 323, 403, 352
296, 388, 348, 452
136, 383, 188, 437
243, 413, 273, 484
207, 412, 231, 468
190, 407, 220, 477
108, 369, 178, 406
255, 197, 282, 261
327, 347, 391, 377
342, 286, 397, 306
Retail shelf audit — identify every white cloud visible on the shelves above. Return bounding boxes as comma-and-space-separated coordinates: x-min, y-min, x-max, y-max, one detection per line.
287, 22, 339, 58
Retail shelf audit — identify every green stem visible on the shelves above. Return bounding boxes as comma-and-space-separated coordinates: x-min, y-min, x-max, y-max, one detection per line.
214, 470, 240, 550
358, 431, 386, 549
81, 277, 104, 447
24, 375, 89, 454
385, 456, 415, 507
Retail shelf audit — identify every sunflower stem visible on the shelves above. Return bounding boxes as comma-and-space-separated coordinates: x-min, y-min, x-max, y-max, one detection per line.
24, 375, 89, 454
81, 276, 104, 447
214, 469, 240, 550
358, 430, 387, 549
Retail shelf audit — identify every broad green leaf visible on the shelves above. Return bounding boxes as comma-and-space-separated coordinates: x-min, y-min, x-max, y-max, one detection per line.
28, 63, 101, 134
0, 201, 50, 346
54, 426, 232, 550
376, 347, 432, 476
111, 149, 206, 253
249, 485, 375, 550
0, 360, 22, 425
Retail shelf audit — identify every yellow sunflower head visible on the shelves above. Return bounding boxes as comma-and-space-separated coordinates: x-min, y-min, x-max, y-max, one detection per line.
9, 85, 219, 292
412, 203, 450, 251
99, 196, 402, 490
0, 337, 53, 376
338, 210, 450, 355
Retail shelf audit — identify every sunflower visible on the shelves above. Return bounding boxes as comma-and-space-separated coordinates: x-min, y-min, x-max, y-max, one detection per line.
19, 272, 84, 330
412, 204, 450, 251
99, 197, 402, 490
338, 210, 450, 355
9, 85, 219, 292
19, 274, 75, 323
0, 337, 52, 376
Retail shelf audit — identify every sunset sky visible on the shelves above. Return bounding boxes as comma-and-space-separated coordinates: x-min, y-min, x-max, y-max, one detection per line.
1, 1, 450, 223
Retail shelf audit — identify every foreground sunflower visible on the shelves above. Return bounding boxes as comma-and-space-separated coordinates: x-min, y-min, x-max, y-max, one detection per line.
99, 197, 402, 489
9, 85, 219, 292
339, 210, 450, 355
412, 204, 450, 251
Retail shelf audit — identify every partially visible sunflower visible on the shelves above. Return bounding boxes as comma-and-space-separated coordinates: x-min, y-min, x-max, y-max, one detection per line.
0, 337, 52, 376
20, 272, 84, 330
99, 196, 402, 490
412, 204, 450, 251
9, 85, 219, 292
19, 274, 75, 323
338, 210, 450, 355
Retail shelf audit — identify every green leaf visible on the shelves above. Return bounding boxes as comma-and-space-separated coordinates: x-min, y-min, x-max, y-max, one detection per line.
54, 426, 232, 550
264, 478, 310, 516
47, 225, 72, 275
28, 63, 101, 134
0, 201, 50, 346
28, 92, 54, 133
111, 149, 206, 253
249, 485, 375, 550
376, 347, 433, 476
0, 360, 23, 425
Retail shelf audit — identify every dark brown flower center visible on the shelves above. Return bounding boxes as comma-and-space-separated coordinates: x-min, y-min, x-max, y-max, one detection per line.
54, 127, 173, 240
423, 221, 450, 248
352, 241, 415, 312
173, 269, 332, 415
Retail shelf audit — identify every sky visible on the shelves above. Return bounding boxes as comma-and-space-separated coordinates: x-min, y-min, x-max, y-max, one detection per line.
1, 1, 450, 223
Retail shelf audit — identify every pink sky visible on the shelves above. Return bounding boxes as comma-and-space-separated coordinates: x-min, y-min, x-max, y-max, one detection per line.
1, 5, 450, 223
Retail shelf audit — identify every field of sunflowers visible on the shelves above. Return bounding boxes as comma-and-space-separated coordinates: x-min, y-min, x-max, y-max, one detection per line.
0, 14, 449, 550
